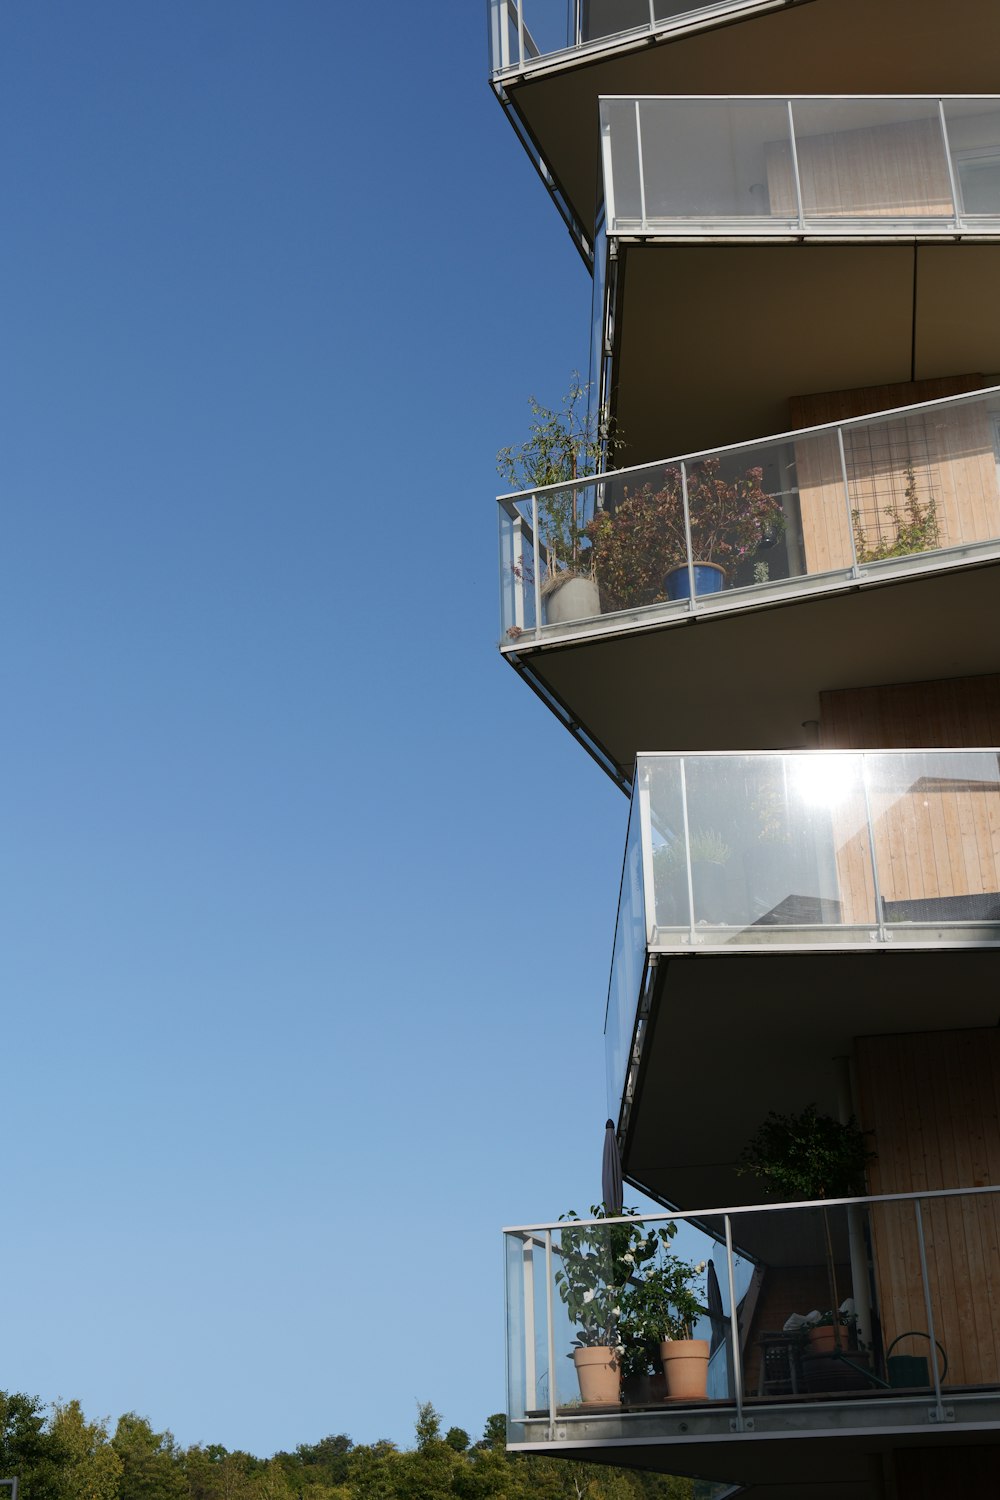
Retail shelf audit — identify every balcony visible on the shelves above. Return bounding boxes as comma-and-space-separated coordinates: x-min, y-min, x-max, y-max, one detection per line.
497, 387, 1000, 782
504, 1192, 1000, 1487
602, 96, 1000, 239
595, 97, 1000, 457
487, 6, 1000, 263
488, 0, 796, 81
605, 751, 1000, 1206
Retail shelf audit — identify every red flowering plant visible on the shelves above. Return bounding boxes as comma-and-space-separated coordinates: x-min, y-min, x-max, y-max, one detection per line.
586, 458, 783, 614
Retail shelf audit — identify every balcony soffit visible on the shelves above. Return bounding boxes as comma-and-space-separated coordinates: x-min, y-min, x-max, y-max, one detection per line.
611, 244, 1000, 463
624, 949, 1000, 1215
510, 562, 1000, 786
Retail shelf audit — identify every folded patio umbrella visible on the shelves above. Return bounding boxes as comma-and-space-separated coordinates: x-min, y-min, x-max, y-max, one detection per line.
602, 1119, 623, 1216
707, 1258, 726, 1355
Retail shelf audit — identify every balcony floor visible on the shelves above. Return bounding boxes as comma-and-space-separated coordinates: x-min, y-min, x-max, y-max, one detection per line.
511, 1391, 1000, 1499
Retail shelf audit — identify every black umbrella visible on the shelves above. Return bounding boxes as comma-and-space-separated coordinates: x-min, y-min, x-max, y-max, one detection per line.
706, 1258, 726, 1355
602, 1119, 623, 1215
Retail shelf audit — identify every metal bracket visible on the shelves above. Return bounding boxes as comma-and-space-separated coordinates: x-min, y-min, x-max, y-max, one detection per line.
729, 1417, 754, 1433
928, 1407, 954, 1423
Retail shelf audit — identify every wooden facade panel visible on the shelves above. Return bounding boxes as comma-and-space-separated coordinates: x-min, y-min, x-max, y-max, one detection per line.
819, 674, 1000, 749
787, 375, 1000, 579
766, 115, 954, 218
857, 1029, 1000, 1387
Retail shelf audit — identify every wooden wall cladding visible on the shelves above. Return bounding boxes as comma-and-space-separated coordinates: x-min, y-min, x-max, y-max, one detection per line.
766, 115, 954, 220
857, 1029, 1000, 1387
819, 675, 1000, 748
788, 375, 1000, 583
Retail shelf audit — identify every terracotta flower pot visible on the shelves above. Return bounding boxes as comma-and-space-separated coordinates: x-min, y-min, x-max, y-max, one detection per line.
660, 1338, 710, 1400
808, 1325, 845, 1354
572, 1346, 621, 1404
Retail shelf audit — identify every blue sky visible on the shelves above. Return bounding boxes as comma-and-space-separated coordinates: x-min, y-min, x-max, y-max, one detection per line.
0, 0, 636, 1456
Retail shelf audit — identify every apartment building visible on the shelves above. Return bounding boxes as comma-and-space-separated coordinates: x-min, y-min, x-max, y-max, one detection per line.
490, 2, 1000, 1496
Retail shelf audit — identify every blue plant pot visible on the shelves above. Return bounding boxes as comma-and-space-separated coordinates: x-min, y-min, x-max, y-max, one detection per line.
664, 563, 727, 601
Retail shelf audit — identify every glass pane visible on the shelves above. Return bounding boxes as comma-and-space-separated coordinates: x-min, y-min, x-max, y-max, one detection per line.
602, 100, 642, 226
605, 786, 649, 1115
636, 99, 793, 221
867, 751, 1000, 926
944, 101, 1000, 217
792, 99, 953, 219
535, 480, 601, 627
518, 0, 573, 61
683, 447, 803, 597
732, 1202, 876, 1401
661, 754, 875, 941
583, 0, 649, 42
499, 501, 539, 639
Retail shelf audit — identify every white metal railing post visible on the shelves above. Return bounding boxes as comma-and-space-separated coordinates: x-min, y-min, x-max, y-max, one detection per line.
531, 493, 543, 629
938, 98, 964, 230
680, 460, 697, 611
544, 1229, 559, 1437
516, 0, 525, 70
496, 0, 510, 70
512, 512, 526, 632
837, 423, 861, 578
522, 1235, 537, 1410
786, 100, 806, 232
724, 1216, 745, 1428
601, 112, 617, 232
648, 0, 656, 30
860, 753, 887, 943
637, 766, 657, 945
678, 758, 698, 944
913, 1199, 947, 1423
635, 101, 648, 232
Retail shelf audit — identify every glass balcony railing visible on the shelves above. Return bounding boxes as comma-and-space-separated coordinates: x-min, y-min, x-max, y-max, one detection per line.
604, 750, 1000, 1109
497, 385, 1000, 645
600, 96, 1000, 235
505, 1188, 1000, 1441
487, 0, 774, 79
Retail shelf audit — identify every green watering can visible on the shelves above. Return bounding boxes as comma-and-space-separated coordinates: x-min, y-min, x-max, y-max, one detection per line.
886, 1332, 948, 1388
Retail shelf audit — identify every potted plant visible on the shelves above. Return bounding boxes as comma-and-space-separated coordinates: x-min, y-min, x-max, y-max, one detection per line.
739, 1106, 873, 1353
497, 378, 623, 626
554, 1205, 659, 1405
653, 829, 732, 927
852, 464, 941, 563
802, 1305, 858, 1355
619, 1229, 709, 1401
585, 459, 782, 613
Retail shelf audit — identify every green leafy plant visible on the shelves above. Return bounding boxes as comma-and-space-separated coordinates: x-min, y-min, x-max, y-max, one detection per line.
737, 1105, 872, 1200
497, 378, 623, 587
586, 460, 782, 614
617, 1232, 706, 1379
554, 1206, 660, 1353
852, 464, 941, 563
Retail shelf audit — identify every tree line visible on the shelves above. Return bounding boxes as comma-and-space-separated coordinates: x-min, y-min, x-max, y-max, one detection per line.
0, 1395, 704, 1500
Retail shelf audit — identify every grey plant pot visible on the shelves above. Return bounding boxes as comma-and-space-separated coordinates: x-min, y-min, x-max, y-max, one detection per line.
544, 574, 600, 625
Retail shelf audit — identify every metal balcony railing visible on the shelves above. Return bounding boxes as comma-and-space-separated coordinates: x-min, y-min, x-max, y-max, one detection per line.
506, 1187, 1000, 1444
605, 750, 1000, 1110
600, 96, 1000, 236
487, 0, 779, 79
497, 385, 1000, 646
